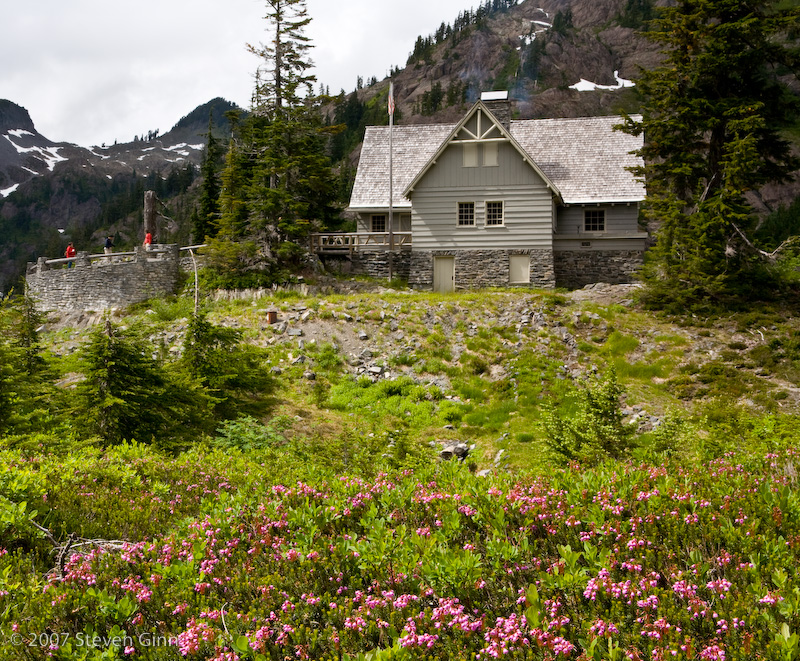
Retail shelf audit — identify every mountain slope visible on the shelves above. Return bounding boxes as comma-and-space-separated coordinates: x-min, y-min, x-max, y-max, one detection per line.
0, 98, 242, 292
364, 0, 661, 124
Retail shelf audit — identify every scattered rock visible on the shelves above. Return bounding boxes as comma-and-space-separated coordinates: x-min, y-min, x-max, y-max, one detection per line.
439, 442, 470, 461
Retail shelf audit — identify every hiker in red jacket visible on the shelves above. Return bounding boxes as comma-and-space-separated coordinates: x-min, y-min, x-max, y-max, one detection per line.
65, 242, 76, 268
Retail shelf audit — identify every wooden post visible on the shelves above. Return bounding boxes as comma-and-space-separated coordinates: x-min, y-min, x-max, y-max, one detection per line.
144, 190, 157, 241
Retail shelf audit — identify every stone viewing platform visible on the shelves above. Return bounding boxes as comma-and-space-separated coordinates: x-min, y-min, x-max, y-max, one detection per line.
26, 244, 193, 312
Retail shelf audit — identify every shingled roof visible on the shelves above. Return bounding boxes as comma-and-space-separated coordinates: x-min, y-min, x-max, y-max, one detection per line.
349, 124, 455, 210
511, 115, 645, 204
348, 113, 645, 209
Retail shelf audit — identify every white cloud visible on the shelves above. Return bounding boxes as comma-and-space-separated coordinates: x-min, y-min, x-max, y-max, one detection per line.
2, 0, 470, 147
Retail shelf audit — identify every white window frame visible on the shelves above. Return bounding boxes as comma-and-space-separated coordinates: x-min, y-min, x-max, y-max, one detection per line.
457, 202, 475, 226
485, 200, 504, 226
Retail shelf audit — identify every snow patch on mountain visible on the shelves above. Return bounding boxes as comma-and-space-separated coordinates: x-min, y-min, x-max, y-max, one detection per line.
569, 70, 635, 92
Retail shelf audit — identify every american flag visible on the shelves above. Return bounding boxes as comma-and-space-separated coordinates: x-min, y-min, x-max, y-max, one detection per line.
388, 82, 395, 117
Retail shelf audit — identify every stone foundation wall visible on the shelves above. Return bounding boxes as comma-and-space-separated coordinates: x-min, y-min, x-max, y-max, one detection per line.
554, 249, 644, 289
409, 249, 556, 290
320, 251, 411, 280
26, 245, 181, 312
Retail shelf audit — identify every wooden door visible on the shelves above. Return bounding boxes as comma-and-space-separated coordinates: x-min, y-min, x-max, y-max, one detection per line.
433, 256, 455, 293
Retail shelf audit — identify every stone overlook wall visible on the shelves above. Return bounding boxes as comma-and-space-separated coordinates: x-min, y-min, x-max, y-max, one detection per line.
26, 245, 182, 311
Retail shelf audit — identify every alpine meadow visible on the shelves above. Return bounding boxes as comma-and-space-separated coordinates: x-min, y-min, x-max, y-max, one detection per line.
2, 1, 800, 660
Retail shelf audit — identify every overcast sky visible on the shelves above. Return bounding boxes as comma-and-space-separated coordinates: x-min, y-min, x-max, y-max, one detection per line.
1, 0, 471, 147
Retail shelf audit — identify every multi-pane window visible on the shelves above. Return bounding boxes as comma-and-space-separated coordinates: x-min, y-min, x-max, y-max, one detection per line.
584, 209, 605, 232
458, 202, 475, 226
486, 201, 504, 226
371, 215, 386, 232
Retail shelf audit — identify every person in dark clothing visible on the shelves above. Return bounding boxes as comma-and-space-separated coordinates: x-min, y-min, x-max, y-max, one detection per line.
104, 236, 114, 262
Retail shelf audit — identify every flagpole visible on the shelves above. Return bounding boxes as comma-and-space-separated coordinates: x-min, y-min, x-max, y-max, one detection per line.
388, 81, 394, 282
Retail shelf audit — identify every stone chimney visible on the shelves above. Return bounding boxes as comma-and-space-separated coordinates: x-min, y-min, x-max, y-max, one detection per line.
480, 91, 511, 130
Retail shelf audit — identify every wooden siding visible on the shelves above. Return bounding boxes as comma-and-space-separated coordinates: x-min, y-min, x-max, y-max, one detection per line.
410, 141, 554, 251
555, 204, 641, 236
553, 236, 647, 251
357, 213, 411, 233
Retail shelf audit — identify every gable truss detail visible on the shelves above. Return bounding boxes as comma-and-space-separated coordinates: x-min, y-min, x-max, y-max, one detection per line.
454, 109, 504, 142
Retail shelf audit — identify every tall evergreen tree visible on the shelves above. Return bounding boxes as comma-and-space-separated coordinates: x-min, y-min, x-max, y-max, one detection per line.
248, 0, 314, 112
210, 0, 337, 281
195, 112, 223, 243
622, 0, 800, 307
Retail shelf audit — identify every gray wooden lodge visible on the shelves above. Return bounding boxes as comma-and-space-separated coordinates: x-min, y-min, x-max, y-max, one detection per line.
312, 92, 647, 291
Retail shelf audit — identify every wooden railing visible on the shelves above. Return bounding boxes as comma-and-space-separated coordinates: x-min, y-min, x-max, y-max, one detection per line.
310, 232, 412, 254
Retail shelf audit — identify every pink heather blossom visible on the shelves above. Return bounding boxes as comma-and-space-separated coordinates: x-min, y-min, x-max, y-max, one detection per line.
706, 579, 733, 597
177, 618, 216, 656
589, 619, 620, 637
699, 644, 726, 660
759, 592, 784, 605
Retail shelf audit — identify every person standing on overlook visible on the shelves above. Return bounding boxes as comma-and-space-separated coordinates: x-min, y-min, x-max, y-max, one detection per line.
143, 231, 152, 251
104, 235, 114, 263
64, 242, 76, 268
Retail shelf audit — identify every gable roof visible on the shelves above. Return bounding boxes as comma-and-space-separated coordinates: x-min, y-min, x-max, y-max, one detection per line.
403, 101, 561, 200
347, 111, 645, 211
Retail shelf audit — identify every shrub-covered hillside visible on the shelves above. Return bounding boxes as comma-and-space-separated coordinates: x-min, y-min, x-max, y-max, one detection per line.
2, 282, 800, 659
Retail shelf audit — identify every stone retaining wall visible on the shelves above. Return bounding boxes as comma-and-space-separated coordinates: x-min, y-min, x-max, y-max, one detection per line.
554, 249, 644, 289
320, 251, 411, 280
26, 245, 181, 311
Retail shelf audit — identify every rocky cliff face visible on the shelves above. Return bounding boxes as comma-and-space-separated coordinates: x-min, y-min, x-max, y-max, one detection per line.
372, 0, 663, 124
0, 101, 66, 194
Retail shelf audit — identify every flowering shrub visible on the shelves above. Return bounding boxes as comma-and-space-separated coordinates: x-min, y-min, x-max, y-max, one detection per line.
1, 447, 800, 659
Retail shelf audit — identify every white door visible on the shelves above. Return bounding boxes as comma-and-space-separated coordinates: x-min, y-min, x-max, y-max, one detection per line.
433, 256, 455, 293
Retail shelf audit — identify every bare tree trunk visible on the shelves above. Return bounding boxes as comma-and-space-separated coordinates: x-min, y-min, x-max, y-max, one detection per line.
144, 190, 157, 240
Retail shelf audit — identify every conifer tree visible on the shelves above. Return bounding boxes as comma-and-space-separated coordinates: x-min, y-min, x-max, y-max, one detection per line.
180, 311, 273, 418
209, 0, 336, 282
74, 320, 212, 445
622, 0, 800, 307
195, 112, 223, 242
